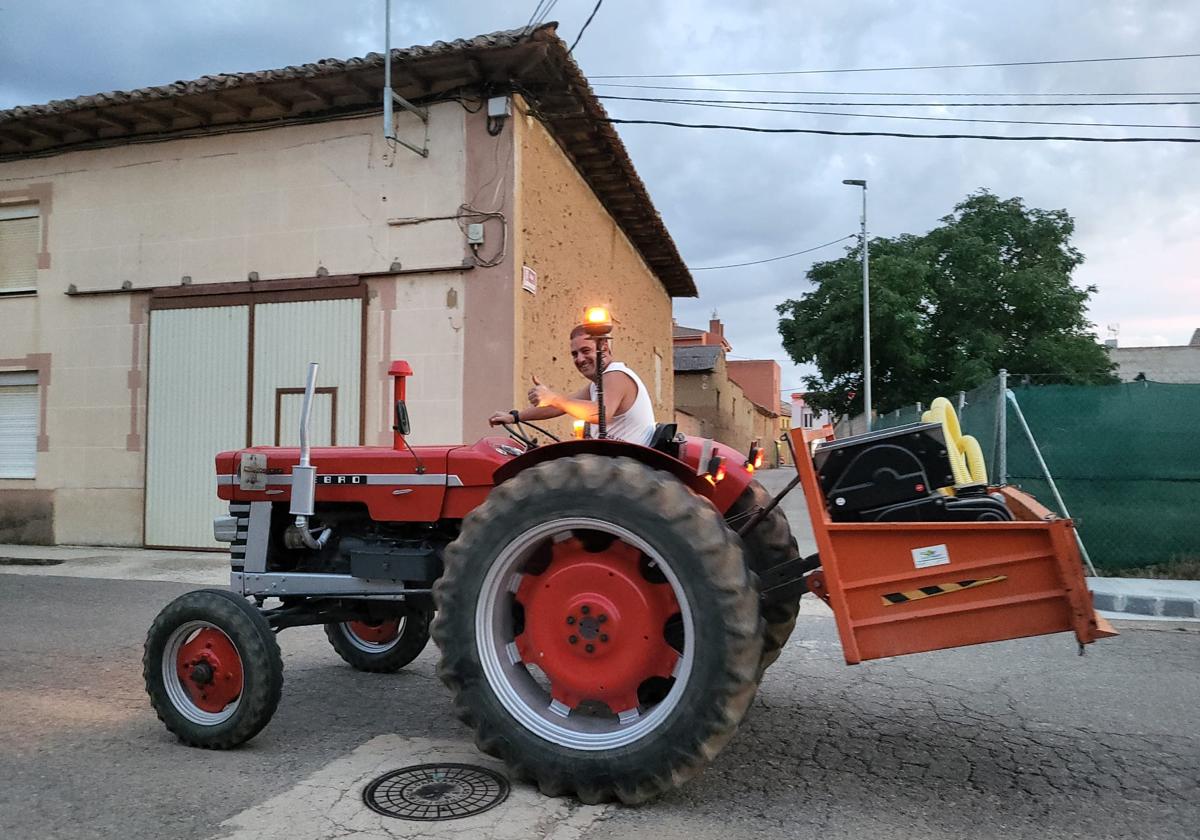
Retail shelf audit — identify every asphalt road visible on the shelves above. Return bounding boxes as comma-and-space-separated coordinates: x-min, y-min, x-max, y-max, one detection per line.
1, 470, 1197, 840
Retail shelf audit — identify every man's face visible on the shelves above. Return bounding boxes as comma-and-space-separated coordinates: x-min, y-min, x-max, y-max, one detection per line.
570, 334, 607, 380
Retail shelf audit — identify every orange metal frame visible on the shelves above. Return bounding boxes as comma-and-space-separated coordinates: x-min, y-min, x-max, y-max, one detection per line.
791, 426, 1116, 664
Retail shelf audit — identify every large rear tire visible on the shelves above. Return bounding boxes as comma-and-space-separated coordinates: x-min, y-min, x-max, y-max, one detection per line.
143, 588, 282, 749
432, 455, 762, 804
323, 604, 432, 673
726, 478, 801, 676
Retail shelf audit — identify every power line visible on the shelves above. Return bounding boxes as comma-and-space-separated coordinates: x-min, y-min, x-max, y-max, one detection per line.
608, 98, 1200, 130
568, 0, 604, 54
523, 0, 548, 33
690, 234, 857, 271
598, 94, 1200, 108
594, 82, 1200, 97
604, 117, 1200, 143
591, 51, 1200, 79
524, 0, 557, 33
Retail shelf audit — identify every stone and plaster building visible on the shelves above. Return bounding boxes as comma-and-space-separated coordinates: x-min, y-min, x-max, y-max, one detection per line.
0, 25, 694, 547
672, 319, 782, 461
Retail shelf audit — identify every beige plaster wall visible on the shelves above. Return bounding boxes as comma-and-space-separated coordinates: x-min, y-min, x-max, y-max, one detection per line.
511, 101, 674, 441
0, 106, 470, 543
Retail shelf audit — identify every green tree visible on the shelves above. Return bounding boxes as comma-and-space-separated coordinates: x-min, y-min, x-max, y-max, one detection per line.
777, 190, 1116, 416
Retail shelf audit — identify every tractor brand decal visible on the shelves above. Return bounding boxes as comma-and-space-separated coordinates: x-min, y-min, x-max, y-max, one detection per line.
911, 543, 951, 568
317, 474, 367, 485
881, 575, 1007, 606
217, 473, 465, 487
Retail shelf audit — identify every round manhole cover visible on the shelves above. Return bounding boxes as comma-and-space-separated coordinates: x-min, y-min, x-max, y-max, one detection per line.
363, 763, 510, 821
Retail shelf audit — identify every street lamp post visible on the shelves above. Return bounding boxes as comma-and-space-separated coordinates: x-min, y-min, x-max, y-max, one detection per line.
842, 179, 871, 431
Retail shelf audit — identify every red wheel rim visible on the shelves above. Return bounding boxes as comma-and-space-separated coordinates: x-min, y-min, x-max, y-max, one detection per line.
175, 627, 243, 713
347, 619, 402, 644
515, 536, 680, 715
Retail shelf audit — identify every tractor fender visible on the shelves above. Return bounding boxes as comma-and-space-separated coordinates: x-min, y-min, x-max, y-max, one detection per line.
493, 438, 709, 495
492, 438, 752, 514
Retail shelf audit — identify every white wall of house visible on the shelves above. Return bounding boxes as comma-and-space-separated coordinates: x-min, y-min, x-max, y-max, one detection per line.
0, 104, 471, 545
1109, 346, 1200, 383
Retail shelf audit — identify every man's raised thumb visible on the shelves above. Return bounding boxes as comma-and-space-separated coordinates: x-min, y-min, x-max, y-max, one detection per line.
531, 375, 541, 386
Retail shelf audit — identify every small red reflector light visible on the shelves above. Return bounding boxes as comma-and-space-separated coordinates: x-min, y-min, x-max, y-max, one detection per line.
915, 483, 925, 492
706, 455, 726, 482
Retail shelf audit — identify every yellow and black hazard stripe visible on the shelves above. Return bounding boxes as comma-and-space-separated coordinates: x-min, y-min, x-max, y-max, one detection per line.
881, 575, 1007, 606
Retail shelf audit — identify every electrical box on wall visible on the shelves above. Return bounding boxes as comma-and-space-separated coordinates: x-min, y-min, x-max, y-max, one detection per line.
466, 223, 485, 245
487, 96, 511, 118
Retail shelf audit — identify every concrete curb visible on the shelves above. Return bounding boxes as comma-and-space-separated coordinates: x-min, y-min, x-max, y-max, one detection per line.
1087, 577, 1200, 621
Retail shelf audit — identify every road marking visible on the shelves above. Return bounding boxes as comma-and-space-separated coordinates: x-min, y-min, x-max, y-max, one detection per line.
211, 734, 610, 840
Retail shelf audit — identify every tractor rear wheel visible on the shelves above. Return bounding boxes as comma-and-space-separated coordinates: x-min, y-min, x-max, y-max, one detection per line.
726, 479, 801, 675
143, 588, 282, 749
323, 604, 432, 673
432, 455, 762, 804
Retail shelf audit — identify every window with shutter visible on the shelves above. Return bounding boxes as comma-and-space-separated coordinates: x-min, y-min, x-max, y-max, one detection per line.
0, 204, 40, 295
0, 371, 39, 478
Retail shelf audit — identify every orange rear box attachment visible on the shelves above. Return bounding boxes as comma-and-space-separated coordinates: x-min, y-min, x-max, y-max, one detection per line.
791, 426, 1115, 664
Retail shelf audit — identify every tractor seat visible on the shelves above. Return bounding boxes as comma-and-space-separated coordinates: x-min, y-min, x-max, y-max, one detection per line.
648, 423, 682, 458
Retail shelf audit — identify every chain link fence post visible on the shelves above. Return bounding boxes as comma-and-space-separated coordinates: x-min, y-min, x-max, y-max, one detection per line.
994, 369, 1008, 485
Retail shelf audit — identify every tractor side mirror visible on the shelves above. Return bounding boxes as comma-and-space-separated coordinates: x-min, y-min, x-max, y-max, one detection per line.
394, 400, 412, 436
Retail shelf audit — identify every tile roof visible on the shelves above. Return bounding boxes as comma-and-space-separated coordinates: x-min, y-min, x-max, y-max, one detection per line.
0, 24, 696, 297
674, 344, 723, 372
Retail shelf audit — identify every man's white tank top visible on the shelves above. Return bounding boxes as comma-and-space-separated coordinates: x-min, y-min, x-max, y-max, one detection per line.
589, 362, 657, 446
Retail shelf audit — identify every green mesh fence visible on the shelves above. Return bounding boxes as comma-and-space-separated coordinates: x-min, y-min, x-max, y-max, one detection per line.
1001, 381, 1199, 572
872, 379, 1200, 572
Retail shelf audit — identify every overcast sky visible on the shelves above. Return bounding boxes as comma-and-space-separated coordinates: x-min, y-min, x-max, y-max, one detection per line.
3, 1, 1197, 396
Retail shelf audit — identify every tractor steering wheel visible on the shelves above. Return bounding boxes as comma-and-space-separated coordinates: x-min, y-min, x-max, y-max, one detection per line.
500, 422, 538, 449
500, 418, 562, 449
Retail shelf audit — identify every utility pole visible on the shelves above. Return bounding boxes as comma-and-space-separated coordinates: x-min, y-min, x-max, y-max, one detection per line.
842, 179, 871, 430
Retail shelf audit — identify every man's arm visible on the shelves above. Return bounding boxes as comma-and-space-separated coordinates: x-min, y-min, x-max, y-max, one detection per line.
488, 404, 565, 426
487, 384, 592, 426
538, 374, 635, 423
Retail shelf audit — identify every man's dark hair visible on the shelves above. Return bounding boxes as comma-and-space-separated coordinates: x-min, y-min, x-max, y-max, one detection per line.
569, 324, 613, 343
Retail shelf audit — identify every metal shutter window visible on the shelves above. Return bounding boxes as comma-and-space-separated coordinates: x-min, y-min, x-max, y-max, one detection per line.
0, 204, 39, 294
0, 371, 38, 478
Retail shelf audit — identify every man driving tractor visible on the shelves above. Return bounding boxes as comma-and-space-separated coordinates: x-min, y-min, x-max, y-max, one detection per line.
489, 323, 657, 446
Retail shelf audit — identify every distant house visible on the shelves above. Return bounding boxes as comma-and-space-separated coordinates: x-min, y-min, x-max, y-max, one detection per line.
672, 318, 731, 352
1106, 328, 1200, 383
672, 318, 781, 461
790, 393, 833, 431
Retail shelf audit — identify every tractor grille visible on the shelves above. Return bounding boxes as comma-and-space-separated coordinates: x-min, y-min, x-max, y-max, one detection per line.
228, 504, 250, 572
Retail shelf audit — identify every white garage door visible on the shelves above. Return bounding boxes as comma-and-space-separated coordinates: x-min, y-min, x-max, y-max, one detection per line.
251, 299, 361, 447
145, 297, 362, 548
145, 306, 249, 548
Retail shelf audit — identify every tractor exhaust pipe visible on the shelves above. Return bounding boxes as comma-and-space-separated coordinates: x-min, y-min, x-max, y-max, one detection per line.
286, 362, 332, 551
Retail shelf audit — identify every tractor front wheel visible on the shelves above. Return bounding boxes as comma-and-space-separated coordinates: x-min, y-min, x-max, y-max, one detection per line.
433, 455, 762, 804
323, 604, 432, 673
143, 588, 282, 749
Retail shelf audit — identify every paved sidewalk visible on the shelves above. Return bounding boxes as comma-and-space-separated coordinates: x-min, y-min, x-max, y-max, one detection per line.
1088, 575, 1200, 621
0, 543, 227, 585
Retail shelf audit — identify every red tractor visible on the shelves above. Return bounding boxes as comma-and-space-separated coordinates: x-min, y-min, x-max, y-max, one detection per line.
144, 313, 799, 804
144, 313, 1112, 803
